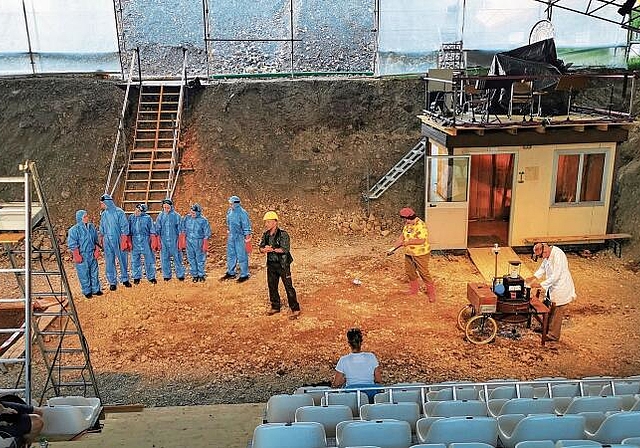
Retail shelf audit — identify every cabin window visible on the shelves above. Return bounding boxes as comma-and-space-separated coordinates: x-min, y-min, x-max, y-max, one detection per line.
554, 152, 605, 204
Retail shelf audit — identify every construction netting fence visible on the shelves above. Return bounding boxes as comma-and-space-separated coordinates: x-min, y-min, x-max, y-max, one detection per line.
0, 0, 632, 78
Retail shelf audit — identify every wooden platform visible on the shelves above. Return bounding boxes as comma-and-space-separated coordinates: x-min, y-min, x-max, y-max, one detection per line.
468, 246, 533, 283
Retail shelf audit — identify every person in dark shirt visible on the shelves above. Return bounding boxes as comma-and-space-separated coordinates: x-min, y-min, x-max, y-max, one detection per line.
258, 211, 300, 319
0, 398, 44, 445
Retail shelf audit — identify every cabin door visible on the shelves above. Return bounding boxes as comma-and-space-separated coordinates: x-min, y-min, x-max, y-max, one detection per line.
425, 155, 471, 250
467, 153, 515, 247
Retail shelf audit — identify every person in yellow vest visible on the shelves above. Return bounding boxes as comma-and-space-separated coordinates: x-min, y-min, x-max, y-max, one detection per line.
388, 207, 436, 302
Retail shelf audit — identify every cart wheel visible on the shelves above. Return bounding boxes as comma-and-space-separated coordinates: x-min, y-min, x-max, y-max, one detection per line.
456, 304, 475, 331
465, 315, 498, 345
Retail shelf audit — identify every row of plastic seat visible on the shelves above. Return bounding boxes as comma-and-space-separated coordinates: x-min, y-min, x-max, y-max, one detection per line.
251, 415, 640, 448
265, 392, 640, 424
294, 378, 640, 411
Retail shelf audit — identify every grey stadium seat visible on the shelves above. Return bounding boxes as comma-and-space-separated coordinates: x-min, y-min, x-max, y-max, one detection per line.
497, 414, 585, 448
252, 422, 327, 448
264, 393, 314, 423
295, 404, 353, 438
416, 416, 498, 446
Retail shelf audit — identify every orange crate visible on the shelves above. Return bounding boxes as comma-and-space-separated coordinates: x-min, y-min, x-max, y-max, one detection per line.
467, 282, 497, 313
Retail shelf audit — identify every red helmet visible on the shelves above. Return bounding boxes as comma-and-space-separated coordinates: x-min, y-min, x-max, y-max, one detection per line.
399, 207, 416, 218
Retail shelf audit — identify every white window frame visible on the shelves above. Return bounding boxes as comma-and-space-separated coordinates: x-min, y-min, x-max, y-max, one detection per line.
551, 149, 608, 206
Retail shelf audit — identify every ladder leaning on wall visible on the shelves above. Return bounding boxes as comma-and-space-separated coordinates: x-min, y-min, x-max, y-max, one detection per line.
0, 161, 100, 405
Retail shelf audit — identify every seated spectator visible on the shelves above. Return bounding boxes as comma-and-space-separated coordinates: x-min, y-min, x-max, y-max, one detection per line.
332, 328, 382, 402
0, 397, 44, 446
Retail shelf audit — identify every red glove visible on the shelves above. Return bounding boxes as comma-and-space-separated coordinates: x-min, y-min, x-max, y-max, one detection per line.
155, 235, 162, 251
120, 234, 129, 251
178, 233, 187, 250
94, 246, 101, 260
202, 239, 209, 252
150, 235, 158, 252
72, 248, 83, 264
126, 236, 133, 251
244, 240, 253, 254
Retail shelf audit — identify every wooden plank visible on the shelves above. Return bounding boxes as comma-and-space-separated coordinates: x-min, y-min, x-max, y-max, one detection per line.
468, 246, 533, 283
103, 404, 144, 414
0, 303, 64, 360
522, 233, 632, 244
0, 233, 24, 244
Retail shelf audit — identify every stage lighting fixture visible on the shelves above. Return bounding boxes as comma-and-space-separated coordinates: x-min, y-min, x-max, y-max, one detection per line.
618, 0, 636, 17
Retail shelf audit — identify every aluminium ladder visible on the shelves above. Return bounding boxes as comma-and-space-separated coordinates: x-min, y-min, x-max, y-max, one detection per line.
365, 138, 427, 200
0, 161, 100, 404
121, 83, 185, 216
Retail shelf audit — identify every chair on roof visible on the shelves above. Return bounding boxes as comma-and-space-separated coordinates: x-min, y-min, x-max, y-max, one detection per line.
488, 398, 555, 417
424, 400, 487, 418
497, 414, 585, 448
336, 419, 412, 448
508, 80, 533, 120
416, 416, 498, 446
252, 422, 327, 448
375, 388, 423, 405
264, 394, 314, 423
427, 69, 455, 116
360, 402, 421, 432
562, 396, 623, 414
584, 411, 640, 444
462, 83, 489, 123
321, 391, 369, 417
295, 386, 331, 406
295, 404, 353, 439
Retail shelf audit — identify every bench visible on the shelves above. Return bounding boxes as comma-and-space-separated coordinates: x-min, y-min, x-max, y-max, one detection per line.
522, 233, 632, 257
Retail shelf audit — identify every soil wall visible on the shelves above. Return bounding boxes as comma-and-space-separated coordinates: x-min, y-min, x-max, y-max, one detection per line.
1, 76, 639, 258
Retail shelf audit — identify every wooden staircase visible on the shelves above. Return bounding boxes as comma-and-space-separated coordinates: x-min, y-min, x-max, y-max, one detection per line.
122, 84, 183, 215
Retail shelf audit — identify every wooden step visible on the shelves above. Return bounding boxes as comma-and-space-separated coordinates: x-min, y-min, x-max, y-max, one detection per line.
129, 160, 173, 165
124, 189, 170, 193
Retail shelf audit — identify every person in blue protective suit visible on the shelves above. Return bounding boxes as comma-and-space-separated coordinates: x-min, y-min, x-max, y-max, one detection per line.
181, 203, 212, 282
67, 210, 103, 299
99, 194, 131, 291
220, 195, 252, 283
154, 198, 185, 281
128, 203, 157, 285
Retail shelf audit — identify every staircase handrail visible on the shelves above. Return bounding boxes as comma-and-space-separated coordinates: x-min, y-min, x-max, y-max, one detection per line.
105, 49, 140, 196
166, 48, 188, 197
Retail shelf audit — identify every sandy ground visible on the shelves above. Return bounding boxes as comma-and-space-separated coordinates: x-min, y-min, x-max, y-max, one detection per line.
50, 403, 263, 448
60, 235, 640, 406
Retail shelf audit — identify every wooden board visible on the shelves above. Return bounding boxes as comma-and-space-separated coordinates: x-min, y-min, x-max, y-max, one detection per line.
0, 232, 24, 244
522, 233, 632, 244
468, 246, 533, 283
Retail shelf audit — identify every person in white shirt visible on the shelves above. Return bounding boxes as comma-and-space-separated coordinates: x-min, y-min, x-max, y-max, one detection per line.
526, 243, 576, 341
332, 328, 382, 402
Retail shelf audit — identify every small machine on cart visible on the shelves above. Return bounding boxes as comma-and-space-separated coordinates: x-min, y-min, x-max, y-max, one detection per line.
457, 245, 550, 345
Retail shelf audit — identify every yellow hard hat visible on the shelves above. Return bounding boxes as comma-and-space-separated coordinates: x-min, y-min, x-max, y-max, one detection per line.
263, 211, 279, 221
